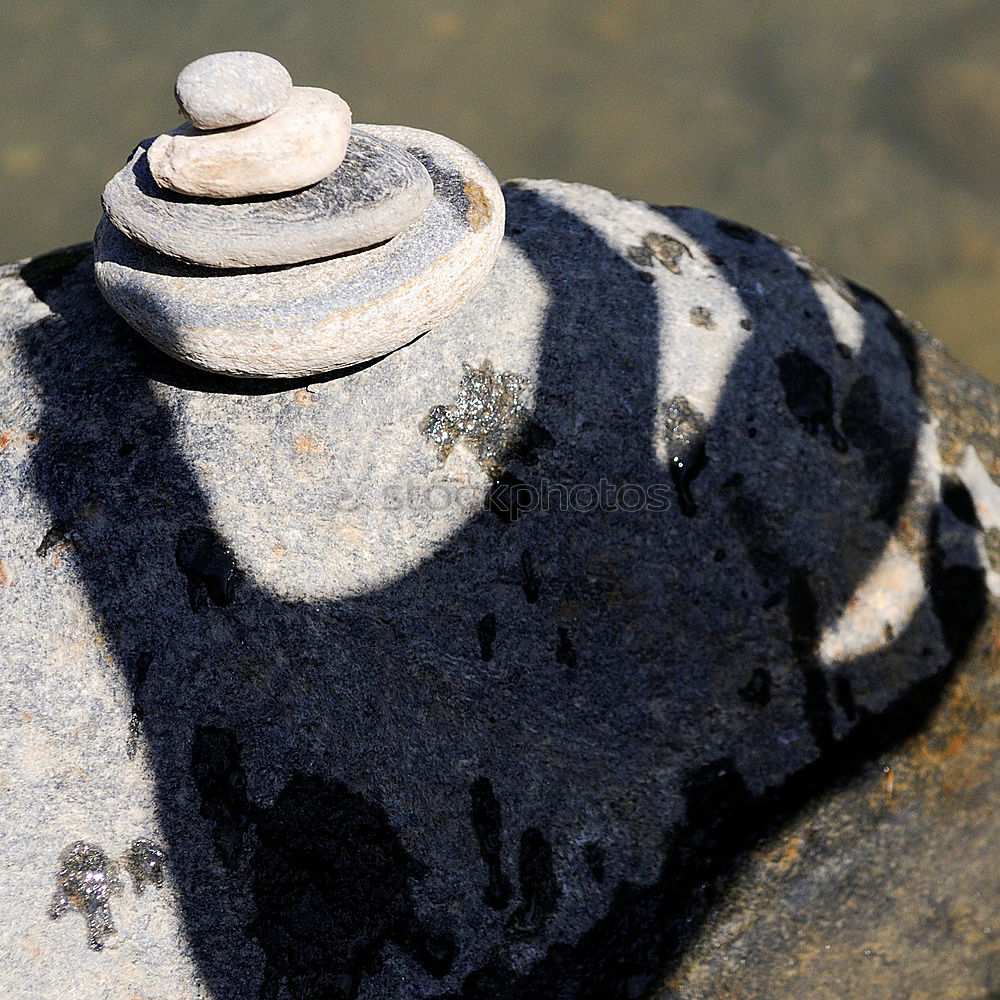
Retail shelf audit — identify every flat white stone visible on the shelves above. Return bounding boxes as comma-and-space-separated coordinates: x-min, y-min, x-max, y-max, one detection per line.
147, 87, 351, 199
175, 51, 293, 129
94, 126, 505, 378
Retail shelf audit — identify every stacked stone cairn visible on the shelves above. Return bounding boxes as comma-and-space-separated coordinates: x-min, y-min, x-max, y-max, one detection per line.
94, 52, 505, 379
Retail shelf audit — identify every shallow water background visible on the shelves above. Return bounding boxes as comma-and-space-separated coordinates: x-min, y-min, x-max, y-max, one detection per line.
1, 0, 996, 378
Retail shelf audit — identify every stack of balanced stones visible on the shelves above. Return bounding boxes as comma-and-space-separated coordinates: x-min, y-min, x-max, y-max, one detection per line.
94, 52, 504, 379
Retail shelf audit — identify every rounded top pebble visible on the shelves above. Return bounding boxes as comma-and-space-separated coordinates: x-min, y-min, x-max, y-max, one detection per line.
175, 51, 293, 130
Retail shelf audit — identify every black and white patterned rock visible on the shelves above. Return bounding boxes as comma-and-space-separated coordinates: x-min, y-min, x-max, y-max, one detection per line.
149, 86, 351, 199
102, 128, 432, 268
2, 178, 998, 1000
96, 125, 503, 378
174, 51, 292, 130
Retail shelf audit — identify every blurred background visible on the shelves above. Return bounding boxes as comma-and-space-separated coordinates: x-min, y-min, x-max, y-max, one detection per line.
0, 0, 996, 378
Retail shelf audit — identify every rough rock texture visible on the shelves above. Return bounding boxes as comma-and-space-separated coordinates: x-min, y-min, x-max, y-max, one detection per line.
103, 129, 433, 268
96, 126, 504, 378
175, 51, 293, 130
148, 87, 350, 199
1, 179, 998, 1000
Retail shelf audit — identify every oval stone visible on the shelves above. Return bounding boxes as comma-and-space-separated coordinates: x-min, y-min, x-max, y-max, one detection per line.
175, 51, 293, 129
102, 129, 433, 268
148, 87, 351, 199
94, 125, 504, 378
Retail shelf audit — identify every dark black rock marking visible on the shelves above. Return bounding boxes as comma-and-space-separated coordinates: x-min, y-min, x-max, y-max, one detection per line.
125, 651, 153, 760
662, 396, 708, 517
506, 828, 559, 937
583, 843, 606, 884
476, 613, 498, 662
519, 549, 541, 604
49, 841, 123, 951
190, 725, 252, 870
841, 373, 916, 522
927, 497, 988, 660
509, 418, 555, 468
775, 350, 848, 452
470, 777, 512, 910
715, 219, 758, 243
941, 476, 981, 527
250, 773, 455, 999
738, 667, 772, 706
636, 270, 655, 284
129, 650, 152, 689
787, 569, 833, 752
122, 837, 167, 894
555, 627, 577, 669
866, 442, 919, 524
846, 280, 923, 394
488, 472, 533, 524
175, 525, 239, 611
36, 518, 68, 557
883, 312, 923, 395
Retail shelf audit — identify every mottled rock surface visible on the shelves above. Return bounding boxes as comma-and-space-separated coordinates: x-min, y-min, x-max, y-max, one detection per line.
103, 128, 433, 268
174, 51, 293, 130
1, 179, 997, 1000
148, 86, 350, 198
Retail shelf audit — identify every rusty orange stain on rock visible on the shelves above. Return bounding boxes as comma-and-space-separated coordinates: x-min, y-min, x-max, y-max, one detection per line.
295, 436, 321, 453
464, 181, 491, 232
773, 833, 802, 873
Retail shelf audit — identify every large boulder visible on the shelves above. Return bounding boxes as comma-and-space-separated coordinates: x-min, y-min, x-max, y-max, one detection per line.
1, 179, 997, 999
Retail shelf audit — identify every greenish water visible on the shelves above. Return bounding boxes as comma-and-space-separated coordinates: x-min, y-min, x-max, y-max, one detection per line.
1, 0, 996, 378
